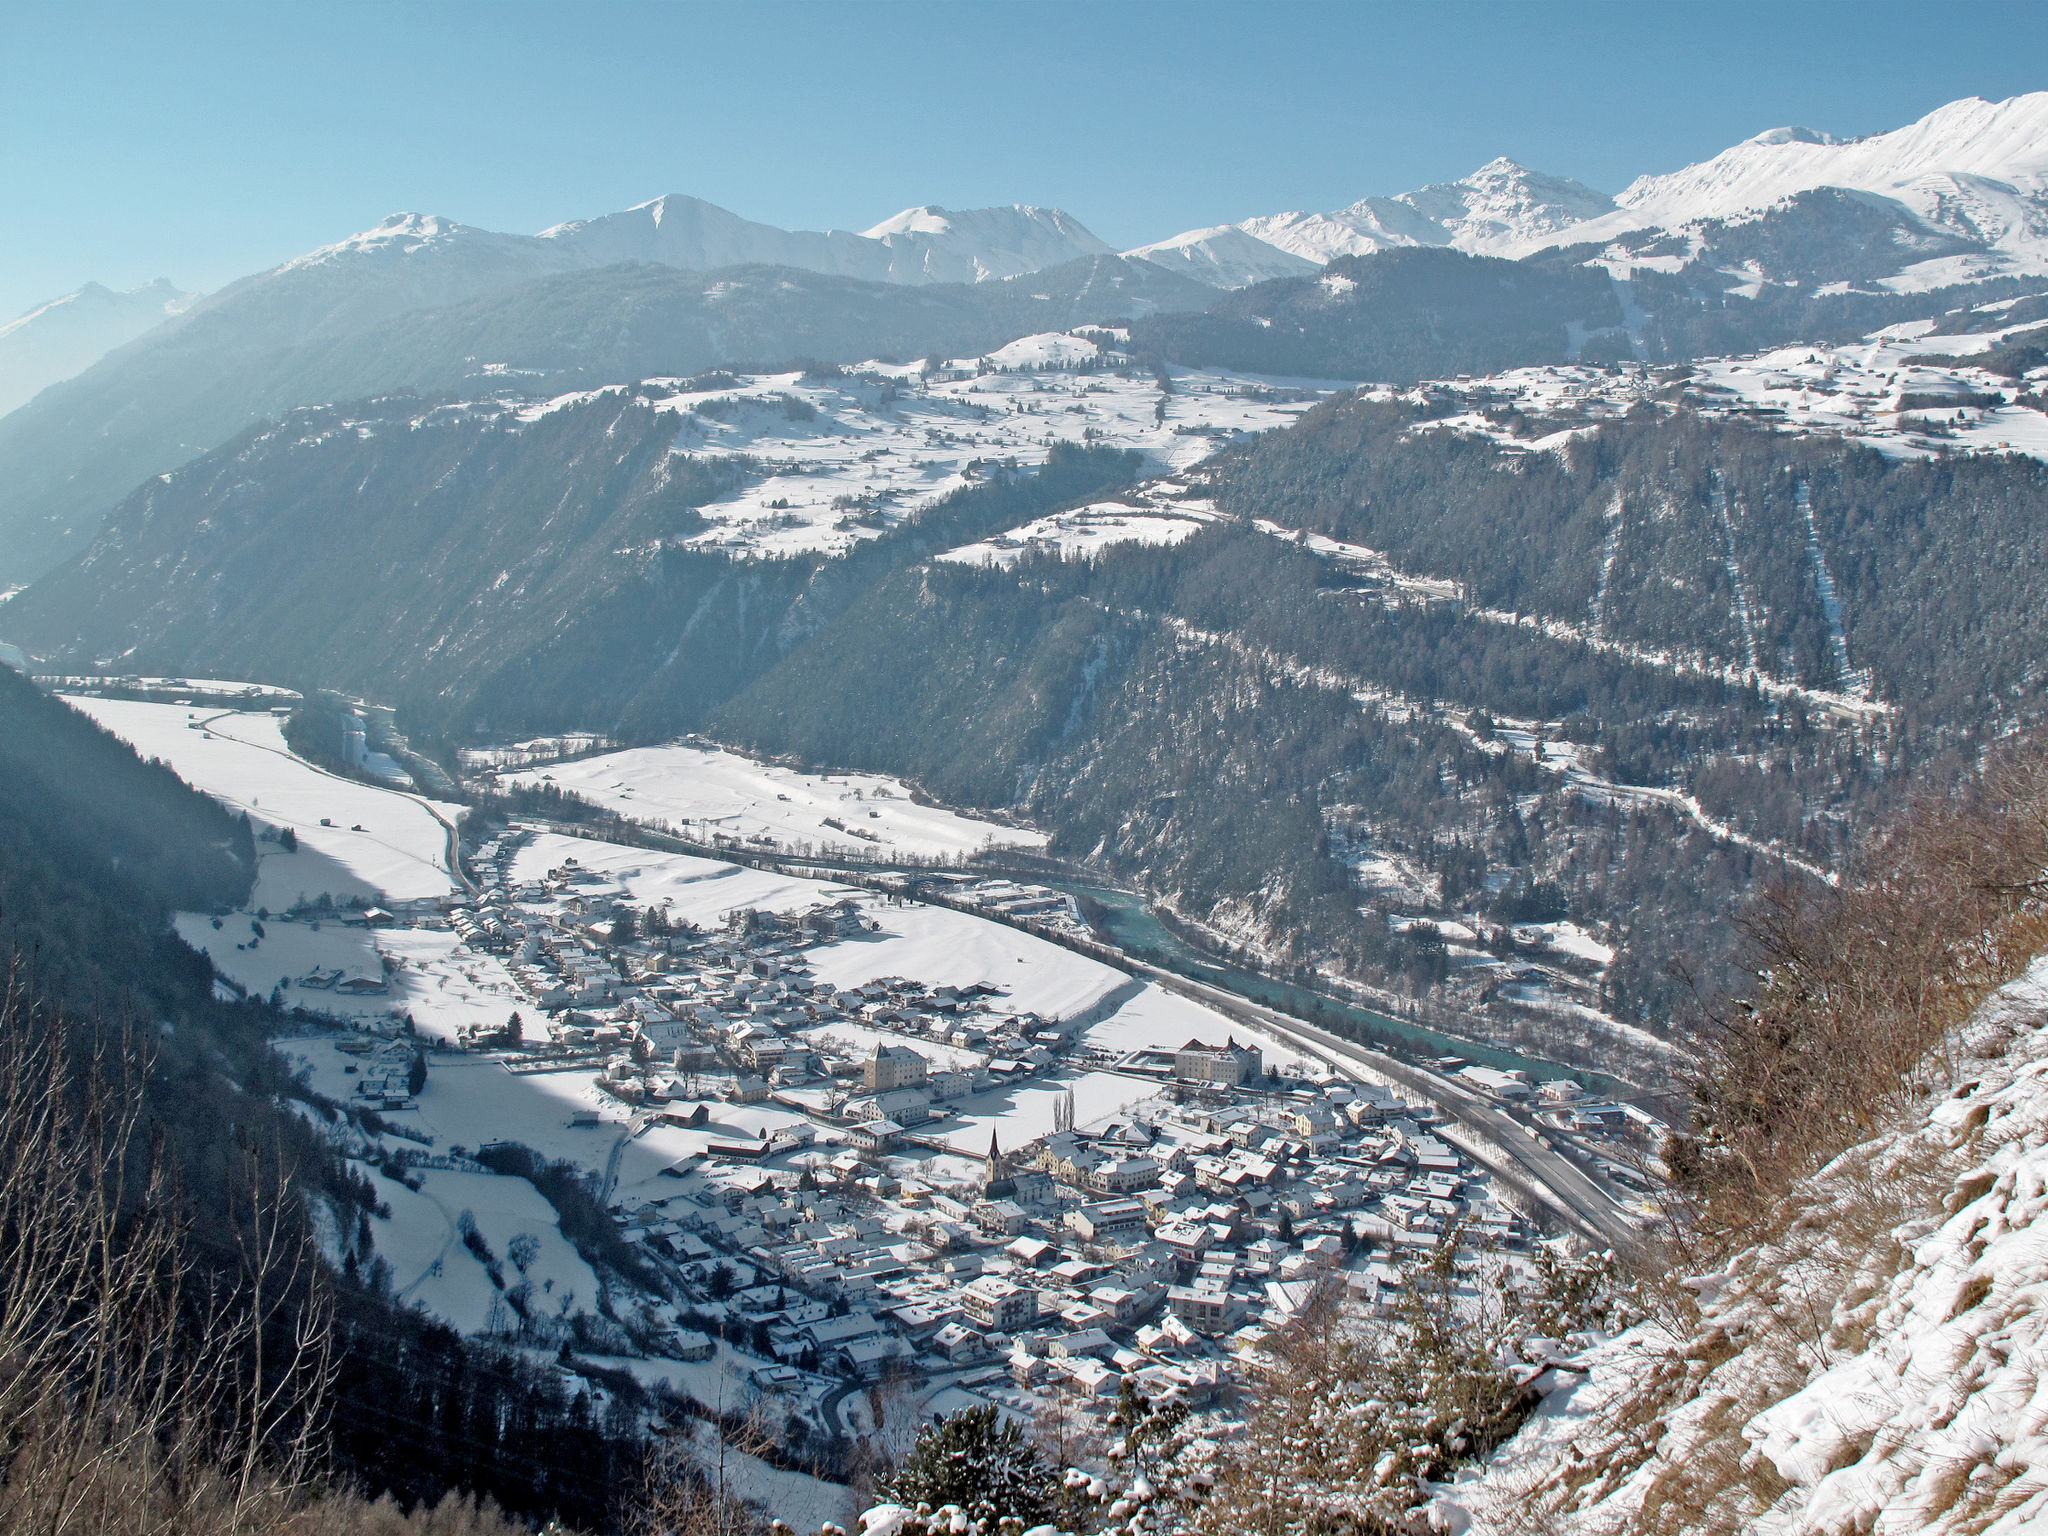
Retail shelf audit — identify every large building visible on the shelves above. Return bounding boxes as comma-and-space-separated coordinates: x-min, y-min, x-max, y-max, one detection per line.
864, 1044, 928, 1093
1067, 1198, 1149, 1243
1173, 1037, 1263, 1087
960, 1277, 1039, 1333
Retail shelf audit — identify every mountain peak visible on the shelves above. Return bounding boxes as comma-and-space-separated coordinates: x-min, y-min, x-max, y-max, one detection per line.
1744, 125, 1837, 148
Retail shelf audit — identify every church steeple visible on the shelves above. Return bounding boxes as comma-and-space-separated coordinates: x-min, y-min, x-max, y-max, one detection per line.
981, 1129, 1016, 1200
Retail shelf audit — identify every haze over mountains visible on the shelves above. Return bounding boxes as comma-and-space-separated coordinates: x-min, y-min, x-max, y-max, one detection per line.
0, 277, 189, 416
2, 89, 2047, 587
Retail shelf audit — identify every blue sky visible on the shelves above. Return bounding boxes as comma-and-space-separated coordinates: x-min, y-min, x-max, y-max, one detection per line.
3, 0, 2043, 318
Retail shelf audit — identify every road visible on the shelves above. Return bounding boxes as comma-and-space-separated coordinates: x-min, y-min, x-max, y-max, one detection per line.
1121, 957, 1645, 1250
512, 811, 1646, 1247
199, 708, 477, 899
598, 1110, 653, 1206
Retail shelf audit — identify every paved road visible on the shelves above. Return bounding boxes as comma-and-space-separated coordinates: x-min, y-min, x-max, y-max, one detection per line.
514, 810, 1644, 1247
1124, 958, 1645, 1250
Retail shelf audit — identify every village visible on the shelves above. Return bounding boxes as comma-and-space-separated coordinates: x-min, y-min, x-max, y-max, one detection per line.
262, 817, 1657, 1461
62, 690, 1655, 1479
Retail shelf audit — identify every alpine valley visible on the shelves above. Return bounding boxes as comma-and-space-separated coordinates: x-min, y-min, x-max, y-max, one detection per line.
10, 85, 2048, 1536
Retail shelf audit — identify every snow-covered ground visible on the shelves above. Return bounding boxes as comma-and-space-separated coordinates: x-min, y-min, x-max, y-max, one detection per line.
507, 344, 1340, 557
65, 697, 463, 907
183, 913, 525, 1038
937, 494, 1217, 567
366, 1165, 603, 1334
1389, 310, 2048, 466
1445, 949, 2048, 1536
934, 1069, 1162, 1154
1083, 981, 1315, 1072
493, 741, 1045, 858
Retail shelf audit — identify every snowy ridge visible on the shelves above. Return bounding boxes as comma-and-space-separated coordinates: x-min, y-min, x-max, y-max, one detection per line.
1606, 93, 2048, 237
1132, 159, 1617, 287
1447, 949, 2048, 1535
282, 197, 1113, 291
0, 278, 191, 417
1515, 92, 2048, 289
541, 195, 1112, 286
1130, 93, 2048, 290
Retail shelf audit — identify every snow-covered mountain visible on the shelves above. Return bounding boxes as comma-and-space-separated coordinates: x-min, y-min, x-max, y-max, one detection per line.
1540, 92, 2048, 290
1134, 93, 2048, 290
280, 195, 1114, 296
535, 195, 1111, 285
1124, 223, 1321, 286
1249, 158, 1617, 261
1131, 159, 1617, 286
1604, 92, 2048, 238
0, 278, 190, 416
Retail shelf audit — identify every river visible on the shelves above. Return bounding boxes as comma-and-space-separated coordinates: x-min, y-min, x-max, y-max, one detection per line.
1051, 881, 1625, 1096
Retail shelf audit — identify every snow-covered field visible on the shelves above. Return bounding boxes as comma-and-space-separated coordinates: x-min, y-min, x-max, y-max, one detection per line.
935, 1069, 1162, 1154
495, 742, 1044, 857
183, 913, 525, 1038
367, 1166, 603, 1334
1389, 309, 2048, 466
1082, 981, 1315, 1071
65, 697, 463, 907
511, 342, 1340, 557
937, 495, 1217, 567
806, 902, 1125, 1023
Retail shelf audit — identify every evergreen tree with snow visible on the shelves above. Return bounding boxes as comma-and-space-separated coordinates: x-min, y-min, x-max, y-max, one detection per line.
874, 1405, 1054, 1525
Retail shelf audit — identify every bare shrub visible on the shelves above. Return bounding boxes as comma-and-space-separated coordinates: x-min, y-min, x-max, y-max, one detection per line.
1677, 737, 2048, 1241
0, 965, 335, 1534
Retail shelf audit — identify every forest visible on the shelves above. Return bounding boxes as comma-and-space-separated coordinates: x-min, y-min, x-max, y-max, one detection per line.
0, 663, 655, 1531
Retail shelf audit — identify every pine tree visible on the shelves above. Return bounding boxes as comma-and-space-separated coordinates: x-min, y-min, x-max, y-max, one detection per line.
875, 1405, 1055, 1524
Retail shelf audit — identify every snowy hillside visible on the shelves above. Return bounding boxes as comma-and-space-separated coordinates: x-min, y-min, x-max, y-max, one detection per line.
0, 278, 189, 416
1443, 951, 2048, 1536
1136, 92, 2048, 291
505, 338, 1337, 557
285, 195, 1113, 293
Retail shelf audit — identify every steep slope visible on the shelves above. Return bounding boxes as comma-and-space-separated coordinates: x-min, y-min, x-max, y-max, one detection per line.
0, 277, 190, 416
1128, 246, 1625, 378
0, 253, 1209, 585
1446, 948, 2048, 1535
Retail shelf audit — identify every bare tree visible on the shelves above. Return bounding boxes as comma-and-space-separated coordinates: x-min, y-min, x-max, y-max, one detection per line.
0, 963, 333, 1535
